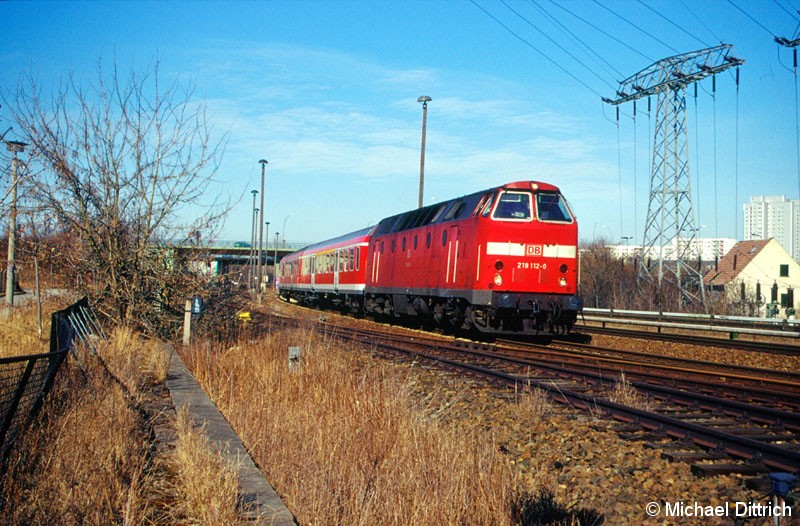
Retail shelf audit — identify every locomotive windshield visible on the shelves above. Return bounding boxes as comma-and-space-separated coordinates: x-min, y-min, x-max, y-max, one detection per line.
492, 191, 532, 220
535, 191, 573, 222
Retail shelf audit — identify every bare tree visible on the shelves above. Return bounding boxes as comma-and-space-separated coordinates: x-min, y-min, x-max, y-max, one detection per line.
5, 60, 229, 332
579, 239, 629, 308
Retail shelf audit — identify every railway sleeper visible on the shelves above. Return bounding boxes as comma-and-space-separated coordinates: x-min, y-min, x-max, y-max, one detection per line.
661, 450, 727, 463
691, 463, 771, 478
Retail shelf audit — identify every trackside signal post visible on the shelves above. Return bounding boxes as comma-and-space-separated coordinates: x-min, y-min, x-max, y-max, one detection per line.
182, 296, 203, 346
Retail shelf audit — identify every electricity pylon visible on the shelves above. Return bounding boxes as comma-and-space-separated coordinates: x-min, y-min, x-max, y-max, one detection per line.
603, 44, 744, 307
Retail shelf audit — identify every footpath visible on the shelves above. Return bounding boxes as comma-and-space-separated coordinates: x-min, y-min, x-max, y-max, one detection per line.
165, 348, 297, 525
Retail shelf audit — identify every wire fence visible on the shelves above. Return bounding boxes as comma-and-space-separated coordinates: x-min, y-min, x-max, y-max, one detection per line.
0, 297, 104, 458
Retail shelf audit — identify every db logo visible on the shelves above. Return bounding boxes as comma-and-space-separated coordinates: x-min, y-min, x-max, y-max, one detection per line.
526, 244, 542, 256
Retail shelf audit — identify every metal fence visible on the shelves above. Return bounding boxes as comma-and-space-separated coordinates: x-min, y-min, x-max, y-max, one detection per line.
0, 297, 104, 458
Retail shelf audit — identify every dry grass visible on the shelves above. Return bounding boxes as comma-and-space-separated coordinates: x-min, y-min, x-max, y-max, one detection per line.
516, 383, 553, 421
0, 328, 155, 525
170, 406, 243, 526
606, 372, 653, 411
0, 309, 215, 526
0, 297, 75, 358
183, 325, 530, 526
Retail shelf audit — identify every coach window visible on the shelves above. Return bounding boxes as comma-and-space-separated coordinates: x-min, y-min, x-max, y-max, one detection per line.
414, 235, 418, 250
426, 232, 431, 248
391, 239, 396, 253
402, 238, 407, 251
355, 247, 360, 270
442, 230, 447, 245
493, 191, 532, 221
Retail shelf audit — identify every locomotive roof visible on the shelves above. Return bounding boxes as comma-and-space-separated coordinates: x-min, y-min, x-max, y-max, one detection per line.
282, 181, 563, 260
374, 180, 562, 236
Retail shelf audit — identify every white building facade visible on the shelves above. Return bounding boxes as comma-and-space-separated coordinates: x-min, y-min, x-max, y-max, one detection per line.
609, 237, 737, 261
744, 195, 800, 262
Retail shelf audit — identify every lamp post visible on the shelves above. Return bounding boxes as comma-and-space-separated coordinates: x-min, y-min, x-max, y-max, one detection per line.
417, 95, 431, 209
274, 231, 280, 289
282, 213, 293, 248
265, 221, 270, 285
5, 140, 26, 316
258, 159, 267, 292
249, 189, 258, 290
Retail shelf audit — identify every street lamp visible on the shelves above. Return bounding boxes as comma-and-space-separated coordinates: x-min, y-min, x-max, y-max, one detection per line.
249, 189, 258, 290
258, 159, 268, 292
5, 140, 27, 316
417, 95, 431, 209
273, 231, 280, 288
282, 213, 293, 248
264, 221, 270, 285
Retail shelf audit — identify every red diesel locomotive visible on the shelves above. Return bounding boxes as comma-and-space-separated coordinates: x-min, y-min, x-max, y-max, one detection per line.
278, 181, 583, 334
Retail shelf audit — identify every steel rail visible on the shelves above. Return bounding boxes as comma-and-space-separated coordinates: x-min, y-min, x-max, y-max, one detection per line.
323, 323, 800, 401
575, 323, 800, 355
319, 323, 800, 473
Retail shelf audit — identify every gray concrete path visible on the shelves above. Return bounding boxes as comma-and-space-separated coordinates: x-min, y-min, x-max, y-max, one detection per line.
166, 348, 297, 526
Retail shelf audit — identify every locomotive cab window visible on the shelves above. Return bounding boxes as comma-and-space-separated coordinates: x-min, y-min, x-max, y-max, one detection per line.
535, 191, 573, 223
493, 191, 532, 221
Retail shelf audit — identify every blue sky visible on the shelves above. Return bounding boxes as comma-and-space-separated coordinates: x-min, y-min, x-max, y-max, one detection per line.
2, 0, 799, 246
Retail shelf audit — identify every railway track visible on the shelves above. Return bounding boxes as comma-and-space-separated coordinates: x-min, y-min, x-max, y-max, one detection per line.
576, 309, 800, 355
318, 320, 800, 477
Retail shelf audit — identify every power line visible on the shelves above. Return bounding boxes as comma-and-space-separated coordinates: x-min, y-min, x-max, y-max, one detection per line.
591, 0, 681, 55
636, 0, 710, 49
527, 0, 624, 80
727, 0, 778, 39
468, 0, 606, 99
546, 0, 654, 64
678, 0, 723, 44
498, 0, 617, 91
771, 0, 800, 24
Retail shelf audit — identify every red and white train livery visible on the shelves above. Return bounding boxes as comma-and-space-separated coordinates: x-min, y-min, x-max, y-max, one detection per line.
278, 181, 582, 334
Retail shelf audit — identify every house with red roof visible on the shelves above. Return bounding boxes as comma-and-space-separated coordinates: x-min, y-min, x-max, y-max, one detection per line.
703, 239, 800, 317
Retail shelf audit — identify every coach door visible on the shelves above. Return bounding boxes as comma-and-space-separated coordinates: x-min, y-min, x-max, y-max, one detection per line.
333, 250, 340, 292
310, 255, 316, 291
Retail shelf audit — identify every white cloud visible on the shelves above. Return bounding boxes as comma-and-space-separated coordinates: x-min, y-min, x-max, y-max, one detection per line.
187, 42, 619, 242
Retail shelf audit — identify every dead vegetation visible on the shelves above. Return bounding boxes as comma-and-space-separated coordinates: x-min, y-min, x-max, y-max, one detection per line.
606, 373, 653, 412
181, 323, 606, 525
0, 305, 243, 525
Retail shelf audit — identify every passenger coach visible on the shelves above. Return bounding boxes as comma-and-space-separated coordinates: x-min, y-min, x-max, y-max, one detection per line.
279, 181, 582, 334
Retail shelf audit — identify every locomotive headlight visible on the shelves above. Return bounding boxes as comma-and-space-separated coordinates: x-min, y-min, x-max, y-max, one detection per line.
494, 260, 504, 271
559, 264, 568, 273
493, 274, 504, 287
558, 277, 568, 287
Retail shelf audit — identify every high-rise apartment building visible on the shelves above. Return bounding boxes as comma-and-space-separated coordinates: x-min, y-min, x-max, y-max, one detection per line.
743, 196, 800, 263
